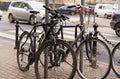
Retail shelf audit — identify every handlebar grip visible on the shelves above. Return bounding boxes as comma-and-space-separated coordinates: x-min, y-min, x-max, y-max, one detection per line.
61, 15, 69, 20
65, 16, 69, 19
43, 5, 52, 11
43, 5, 69, 20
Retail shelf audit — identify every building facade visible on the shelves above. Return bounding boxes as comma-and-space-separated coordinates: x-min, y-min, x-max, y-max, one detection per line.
0, 0, 116, 10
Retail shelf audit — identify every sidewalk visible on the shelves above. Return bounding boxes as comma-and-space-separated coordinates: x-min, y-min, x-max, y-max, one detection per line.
0, 38, 120, 79
0, 39, 36, 79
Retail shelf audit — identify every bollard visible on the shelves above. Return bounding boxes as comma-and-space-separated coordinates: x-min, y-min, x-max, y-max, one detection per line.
60, 26, 64, 39
75, 25, 78, 47
14, 20, 19, 49
91, 23, 99, 68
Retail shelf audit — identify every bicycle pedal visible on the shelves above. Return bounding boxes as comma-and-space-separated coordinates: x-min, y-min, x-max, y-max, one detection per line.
28, 53, 34, 65
21, 67, 29, 71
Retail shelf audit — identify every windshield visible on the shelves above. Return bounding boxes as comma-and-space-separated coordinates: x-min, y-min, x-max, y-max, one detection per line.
28, 1, 45, 10
105, 5, 114, 10
113, 4, 118, 10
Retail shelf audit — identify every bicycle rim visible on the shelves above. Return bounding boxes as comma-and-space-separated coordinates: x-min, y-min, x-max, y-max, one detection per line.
112, 42, 120, 77
17, 31, 33, 71
35, 39, 77, 79
76, 38, 112, 79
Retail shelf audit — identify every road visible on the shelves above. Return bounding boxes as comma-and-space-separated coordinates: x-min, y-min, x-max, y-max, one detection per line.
0, 12, 119, 45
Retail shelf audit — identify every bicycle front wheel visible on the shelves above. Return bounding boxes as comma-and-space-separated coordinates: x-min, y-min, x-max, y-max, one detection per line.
76, 38, 112, 79
112, 42, 120, 77
35, 39, 77, 79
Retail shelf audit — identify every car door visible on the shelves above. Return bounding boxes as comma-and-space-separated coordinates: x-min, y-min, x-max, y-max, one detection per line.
18, 2, 31, 21
97, 5, 104, 16
10, 2, 22, 19
101, 6, 106, 17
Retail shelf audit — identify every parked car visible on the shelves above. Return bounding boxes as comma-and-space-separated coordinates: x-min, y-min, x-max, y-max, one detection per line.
8, 1, 45, 24
110, 11, 120, 37
56, 5, 78, 15
0, 9, 2, 20
94, 4, 116, 18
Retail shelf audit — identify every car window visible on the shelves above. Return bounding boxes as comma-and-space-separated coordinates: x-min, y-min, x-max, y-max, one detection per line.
11, 2, 21, 8
105, 5, 114, 10
102, 6, 106, 9
99, 5, 102, 9
20, 3, 30, 9
60, 6, 66, 9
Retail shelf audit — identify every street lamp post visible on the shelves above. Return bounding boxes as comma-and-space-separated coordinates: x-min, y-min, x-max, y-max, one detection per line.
44, 0, 49, 34
45, 0, 49, 23
89, 0, 91, 5
80, 0, 84, 25
79, 0, 84, 73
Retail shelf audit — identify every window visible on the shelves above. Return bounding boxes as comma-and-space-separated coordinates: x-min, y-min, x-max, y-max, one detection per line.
11, 2, 21, 8
20, 3, 29, 9
99, 6, 102, 9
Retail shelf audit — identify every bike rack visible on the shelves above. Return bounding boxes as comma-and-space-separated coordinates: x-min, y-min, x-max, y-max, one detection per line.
60, 24, 80, 47
14, 20, 19, 49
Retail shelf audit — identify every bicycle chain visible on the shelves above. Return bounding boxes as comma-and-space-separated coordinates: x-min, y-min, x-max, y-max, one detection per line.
98, 31, 116, 47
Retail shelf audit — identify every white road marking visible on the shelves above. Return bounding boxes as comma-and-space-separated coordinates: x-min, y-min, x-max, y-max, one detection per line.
0, 29, 119, 43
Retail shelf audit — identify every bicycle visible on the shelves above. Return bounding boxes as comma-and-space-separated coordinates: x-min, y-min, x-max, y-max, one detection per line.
76, 25, 112, 79
16, 10, 45, 71
112, 42, 120, 78
60, 22, 112, 79
17, 6, 77, 79
60, 5, 112, 79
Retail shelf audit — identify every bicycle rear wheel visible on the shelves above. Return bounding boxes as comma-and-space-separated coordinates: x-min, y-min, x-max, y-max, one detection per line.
35, 39, 77, 79
112, 42, 120, 77
17, 31, 33, 71
76, 38, 112, 79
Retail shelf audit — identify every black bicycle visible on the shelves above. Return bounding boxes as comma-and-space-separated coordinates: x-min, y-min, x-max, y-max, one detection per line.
76, 25, 112, 79
16, 10, 45, 71
60, 22, 112, 79
112, 42, 120, 78
17, 6, 77, 79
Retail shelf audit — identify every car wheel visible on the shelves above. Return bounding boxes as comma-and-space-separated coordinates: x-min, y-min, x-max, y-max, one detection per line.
95, 13, 98, 17
8, 14, 14, 23
29, 15, 35, 25
104, 14, 108, 19
115, 23, 120, 37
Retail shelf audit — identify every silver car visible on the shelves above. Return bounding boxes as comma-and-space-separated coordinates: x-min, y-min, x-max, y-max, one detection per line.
8, 1, 45, 24
0, 9, 2, 20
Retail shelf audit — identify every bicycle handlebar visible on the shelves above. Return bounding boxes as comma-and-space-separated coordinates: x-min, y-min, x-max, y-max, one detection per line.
43, 5, 69, 21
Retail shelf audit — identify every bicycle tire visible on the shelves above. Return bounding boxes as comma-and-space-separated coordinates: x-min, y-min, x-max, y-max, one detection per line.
17, 31, 33, 71
112, 42, 120, 77
35, 39, 77, 79
76, 38, 112, 79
